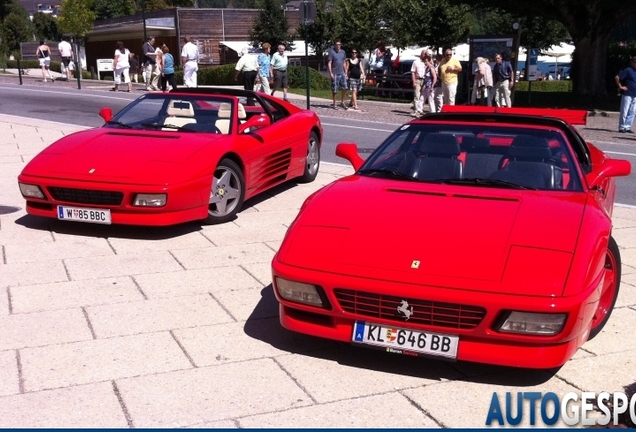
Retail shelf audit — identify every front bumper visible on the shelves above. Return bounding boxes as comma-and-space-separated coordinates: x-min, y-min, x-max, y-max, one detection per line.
272, 255, 601, 369
18, 174, 210, 226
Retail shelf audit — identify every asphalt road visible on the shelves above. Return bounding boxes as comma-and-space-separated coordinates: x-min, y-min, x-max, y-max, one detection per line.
1, 82, 635, 206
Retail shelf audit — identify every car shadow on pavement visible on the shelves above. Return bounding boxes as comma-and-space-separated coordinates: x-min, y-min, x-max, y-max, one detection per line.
243, 285, 558, 385
14, 214, 203, 239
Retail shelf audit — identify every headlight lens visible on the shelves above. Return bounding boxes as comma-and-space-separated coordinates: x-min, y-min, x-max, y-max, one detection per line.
498, 311, 567, 335
19, 183, 45, 199
133, 193, 167, 207
275, 277, 324, 307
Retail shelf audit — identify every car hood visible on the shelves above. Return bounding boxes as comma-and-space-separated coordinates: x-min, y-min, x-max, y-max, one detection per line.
23, 128, 223, 184
278, 176, 588, 296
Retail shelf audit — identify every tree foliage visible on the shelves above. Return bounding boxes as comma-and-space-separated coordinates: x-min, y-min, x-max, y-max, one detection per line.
2, 11, 33, 55
389, 0, 471, 50
248, 0, 294, 48
449, 0, 636, 98
469, 9, 567, 50
58, 0, 97, 36
332, 0, 391, 53
94, 0, 134, 19
297, 0, 336, 60
32, 11, 60, 41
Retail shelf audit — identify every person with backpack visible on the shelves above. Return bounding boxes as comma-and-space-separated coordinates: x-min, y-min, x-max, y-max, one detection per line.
493, 53, 514, 107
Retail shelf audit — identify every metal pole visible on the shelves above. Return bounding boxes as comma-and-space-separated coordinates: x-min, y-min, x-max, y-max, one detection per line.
303, 1, 310, 110
142, 0, 147, 43
75, 39, 81, 89
17, 58, 23, 85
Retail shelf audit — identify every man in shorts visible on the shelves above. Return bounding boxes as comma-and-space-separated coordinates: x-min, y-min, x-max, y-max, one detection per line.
327, 40, 348, 110
58, 36, 73, 80
270, 45, 289, 101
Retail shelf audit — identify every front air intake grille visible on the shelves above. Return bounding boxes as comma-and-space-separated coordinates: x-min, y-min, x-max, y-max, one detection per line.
334, 289, 486, 330
48, 187, 123, 205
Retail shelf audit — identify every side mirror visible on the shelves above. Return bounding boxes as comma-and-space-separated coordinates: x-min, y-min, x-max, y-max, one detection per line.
99, 107, 113, 122
335, 143, 365, 171
586, 158, 631, 189
239, 114, 271, 134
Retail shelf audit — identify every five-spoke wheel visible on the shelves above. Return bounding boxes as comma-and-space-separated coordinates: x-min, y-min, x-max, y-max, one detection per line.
299, 131, 320, 183
207, 158, 245, 224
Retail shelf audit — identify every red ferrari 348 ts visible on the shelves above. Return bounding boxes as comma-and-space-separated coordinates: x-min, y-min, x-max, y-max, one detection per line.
272, 107, 631, 369
18, 88, 322, 226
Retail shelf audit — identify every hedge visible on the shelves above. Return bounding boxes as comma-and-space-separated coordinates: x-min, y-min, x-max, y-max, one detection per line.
172, 64, 331, 90
514, 80, 572, 92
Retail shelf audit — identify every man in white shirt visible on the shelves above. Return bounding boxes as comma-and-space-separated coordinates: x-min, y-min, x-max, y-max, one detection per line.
234, 52, 259, 91
180, 36, 199, 87
269, 45, 289, 101
58, 37, 73, 80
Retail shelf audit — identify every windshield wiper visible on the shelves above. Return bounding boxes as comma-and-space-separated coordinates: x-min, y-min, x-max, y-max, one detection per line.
442, 178, 537, 190
358, 168, 417, 181
105, 120, 132, 129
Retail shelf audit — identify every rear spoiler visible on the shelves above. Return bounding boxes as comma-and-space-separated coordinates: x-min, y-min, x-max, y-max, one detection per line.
440, 105, 588, 125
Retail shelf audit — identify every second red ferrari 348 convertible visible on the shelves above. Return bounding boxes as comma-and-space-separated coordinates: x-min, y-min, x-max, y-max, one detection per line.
272, 106, 631, 369
18, 88, 322, 226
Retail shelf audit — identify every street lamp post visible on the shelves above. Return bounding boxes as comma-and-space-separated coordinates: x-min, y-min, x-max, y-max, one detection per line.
511, 22, 521, 105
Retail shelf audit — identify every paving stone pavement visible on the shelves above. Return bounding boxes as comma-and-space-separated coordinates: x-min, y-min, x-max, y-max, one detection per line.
0, 104, 636, 427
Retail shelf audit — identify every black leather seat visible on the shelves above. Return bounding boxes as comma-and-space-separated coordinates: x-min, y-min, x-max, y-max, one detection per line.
462, 136, 503, 179
490, 135, 562, 189
411, 133, 463, 181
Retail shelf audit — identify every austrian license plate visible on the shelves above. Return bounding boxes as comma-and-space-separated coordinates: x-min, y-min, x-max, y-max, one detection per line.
352, 321, 459, 359
57, 205, 112, 224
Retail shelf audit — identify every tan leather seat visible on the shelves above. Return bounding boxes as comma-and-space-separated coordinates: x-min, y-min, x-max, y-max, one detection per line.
163, 100, 196, 130
215, 102, 232, 134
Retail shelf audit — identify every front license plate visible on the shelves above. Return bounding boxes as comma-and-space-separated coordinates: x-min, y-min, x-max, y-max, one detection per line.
352, 321, 459, 359
57, 206, 111, 225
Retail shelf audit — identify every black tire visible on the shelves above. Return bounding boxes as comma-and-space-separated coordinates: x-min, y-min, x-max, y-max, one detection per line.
299, 131, 320, 183
206, 158, 245, 224
588, 236, 621, 340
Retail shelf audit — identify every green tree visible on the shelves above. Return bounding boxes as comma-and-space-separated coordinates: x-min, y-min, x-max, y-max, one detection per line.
469, 9, 567, 50
449, 0, 636, 99
57, 0, 97, 37
32, 11, 60, 41
94, 0, 134, 19
333, 0, 391, 54
389, 0, 471, 50
249, 0, 294, 48
297, 0, 336, 63
2, 11, 33, 55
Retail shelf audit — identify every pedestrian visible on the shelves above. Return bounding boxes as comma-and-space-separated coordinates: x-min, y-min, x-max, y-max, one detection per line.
181, 36, 199, 88
327, 40, 348, 110
473, 57, 493, 106
58, 36, 73, 80
36, 40, 54, 83
142, 36, 159, 91
161, 45, 177, 92
369, 41, 387, 96
439, 48, 462, 106
129, 53, 139, 83
257, 43, 272, 94
430, 53, 444, 113
111, 41, 132, 92
270, 44, 289, 101
493, 53, 514, 107
616, 57, 636, 133
346, 48, 365, 111
234, 51, 259, 91
411, 49, 436, 117
155, 43, 165, 84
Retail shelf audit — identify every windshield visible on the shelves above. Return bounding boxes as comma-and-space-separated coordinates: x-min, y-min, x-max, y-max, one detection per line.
106, 94, 237, 134
359, 123, 583, 191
